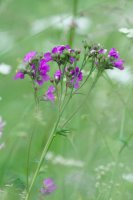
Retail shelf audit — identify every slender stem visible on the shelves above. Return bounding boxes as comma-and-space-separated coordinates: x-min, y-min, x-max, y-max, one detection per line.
26, 128, 35, 191
73, 63, 95, 94
61, 70, 102, 128
25, 114, 61, 200
25, 86, 74, 199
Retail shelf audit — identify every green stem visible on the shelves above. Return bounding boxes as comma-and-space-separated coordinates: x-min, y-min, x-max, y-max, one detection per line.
26, 128, 35, 191
25, 114, 61, 200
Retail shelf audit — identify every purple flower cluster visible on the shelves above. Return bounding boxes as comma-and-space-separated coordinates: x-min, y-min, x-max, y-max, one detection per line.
14, 45, 82, 102
41, 178, 56, 195
14, 43, 125, 102
88, 44, 125, 71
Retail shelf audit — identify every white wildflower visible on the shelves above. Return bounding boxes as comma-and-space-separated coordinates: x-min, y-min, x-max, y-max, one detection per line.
122, 173, 133, 183
0, 63, 11, 75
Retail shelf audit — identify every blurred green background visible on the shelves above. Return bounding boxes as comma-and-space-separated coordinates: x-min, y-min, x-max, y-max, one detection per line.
0, 0, 133, 199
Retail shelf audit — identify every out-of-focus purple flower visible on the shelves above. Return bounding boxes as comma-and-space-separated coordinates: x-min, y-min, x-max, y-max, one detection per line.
52, 45, 70, 54
41, 178, 56, 195
54, 70, 62, 80
0, 117, 6, 137
70, 67, 83, 89
44, 52, 52, 62
113, 59, 124, 70
14, 71, 25, 80
45, 86, 55, 102
108, 48, 119, 59
98, 49, 107, 54
23, 51, 36, 62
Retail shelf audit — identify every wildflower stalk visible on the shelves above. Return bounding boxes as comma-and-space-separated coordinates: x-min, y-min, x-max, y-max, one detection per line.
25, 115, 60, 200
25, 87, 74, 200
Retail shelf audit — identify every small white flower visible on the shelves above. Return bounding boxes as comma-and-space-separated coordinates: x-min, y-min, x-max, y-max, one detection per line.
46, 151, 84, 167
107, 67, 132, 84
122, 173, 133, 182
118, 27, 131, 34
127, 32, 133, 38
0, 63, 11, 75
119, 28, 133, 38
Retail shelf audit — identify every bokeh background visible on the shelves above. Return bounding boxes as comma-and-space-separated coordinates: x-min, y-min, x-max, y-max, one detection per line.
0, 0, 133, 199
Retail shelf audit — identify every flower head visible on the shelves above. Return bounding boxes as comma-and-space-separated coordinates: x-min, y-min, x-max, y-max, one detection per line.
44, 52, 52, 62
14, 71, 25, 80
70, 67, 83, 89
41, 178, 56, 195
98, 48, 107, 54
45, 86, 55, 102
113, 59, 124, 70
54, 70, 62, 81
23, 51, 36, 62
36, 60, 50, 86
108, 48, 119, 59
52, 45, 70, 54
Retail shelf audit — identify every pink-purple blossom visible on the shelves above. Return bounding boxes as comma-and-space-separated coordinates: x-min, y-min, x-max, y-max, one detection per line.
52, 45, 70, 54
23, 51, 36, 62
113, 59, 124, 70
45, 86, 55, 102
54, 70, 62, 80
41, 178, 56, 195
44, 52, 52, 62
98, 48, 107, 54
70, 67, 83, 89
36, 60, 50, 85
14, 71, 25, 80
108, 48, 119, 59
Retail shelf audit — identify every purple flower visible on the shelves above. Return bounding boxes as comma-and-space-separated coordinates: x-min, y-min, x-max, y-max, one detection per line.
14, 71, 25, 80
41, 178, 56, 195
54, 70, 62, 80
113, 59, 124, 70
52, 45, 70, 54
39, 59, 50, 73
45, 86, 55, 102
70, 67, 83, 89
37, 59, 50, 85
108, 48, 119, 59
23, 51, 36, 62
36, 74, 50, 86
44, 52, 52, 62
98, 49, 107, 54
